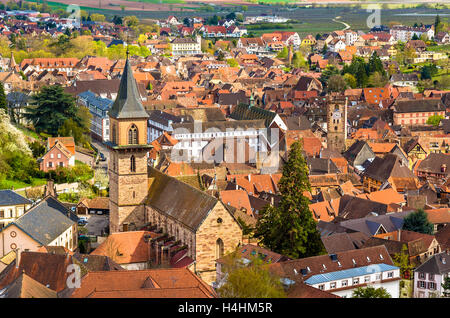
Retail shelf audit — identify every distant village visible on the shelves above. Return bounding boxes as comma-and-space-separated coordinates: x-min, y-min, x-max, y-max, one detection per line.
0, 7, 449, 299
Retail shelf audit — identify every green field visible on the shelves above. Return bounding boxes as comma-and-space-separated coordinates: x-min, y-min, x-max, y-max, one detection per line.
0, 178, 47, 190
125, 0, 184, 3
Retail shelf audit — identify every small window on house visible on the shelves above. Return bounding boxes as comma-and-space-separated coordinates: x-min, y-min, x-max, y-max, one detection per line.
387, 272, 393, 278
318, 284, 325, 290
330, 282, 336, 289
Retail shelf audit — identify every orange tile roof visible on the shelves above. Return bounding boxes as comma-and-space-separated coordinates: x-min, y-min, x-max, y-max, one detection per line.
363, 87, 391, 105
368, 142, 397, 154
301, 137, 323, 157
91, 231, 157, 264
309, 200, 336, 222
47, 137, 75, 155
70, 268, 215, 298
220, 190, 253, 216
424, 208, 450, 224
367, 188, 405, 205
352, 128, 380, 140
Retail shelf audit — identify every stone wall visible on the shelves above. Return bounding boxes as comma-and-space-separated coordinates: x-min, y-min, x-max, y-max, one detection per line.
109, 149, 148, 232
195, 201, 242, 285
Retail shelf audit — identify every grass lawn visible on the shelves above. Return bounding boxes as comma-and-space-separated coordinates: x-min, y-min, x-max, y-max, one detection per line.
125, 0, 184, 3
427, 44, 450, 52
432, 74, 450, 89
13, 124, 41, 141
0, 178, 47, 190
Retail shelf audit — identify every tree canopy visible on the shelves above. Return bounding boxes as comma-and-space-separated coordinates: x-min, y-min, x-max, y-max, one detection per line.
402, 209, 434, 235
217, 251, 286, 298
254, 141, 326, 259
352, 286, 391, 298
25, 85, 80, 136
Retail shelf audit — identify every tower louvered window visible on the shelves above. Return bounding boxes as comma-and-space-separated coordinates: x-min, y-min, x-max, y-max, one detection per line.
128, 124, 138, 145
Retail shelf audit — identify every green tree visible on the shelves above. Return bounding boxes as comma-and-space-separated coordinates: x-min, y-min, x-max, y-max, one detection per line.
217, 251, 286, 298
254, 141, 326, 259
320, 64, 340, 86
368, 51, 386, 77
25, 85, 79, 136
434, 15, 442, 33
0, 82, 6, 111
403, 209, 434, 235
343, 73, 357, 88
327, 74, 347, 92
368, 71, 388, 88
227, 58, 238, 67
352, 286, 391, 298
292, 51, 307, 69
58, 106, 92, 147
392, 244, 414, 279
412, 33, 419, 40
421, 64, 438, 80
442, 276, 450, 297
426, 114, 444, 127
123, 16, 139, 28
277, 46, 288, 59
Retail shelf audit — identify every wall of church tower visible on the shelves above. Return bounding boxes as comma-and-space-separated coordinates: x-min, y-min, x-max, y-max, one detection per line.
327, 101, 347, 153
109, 149, 148, 232
110, 118, 148, 146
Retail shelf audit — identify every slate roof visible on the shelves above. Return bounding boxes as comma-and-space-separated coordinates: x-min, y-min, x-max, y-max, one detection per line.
269, 245, 394, 284
230, 104, 277, 127
147, 167, 219, 231
0, 190, 31, 206
343, 140, 371, 165
147, 110, 180, 127
337, 195, 388, 220
414, 252, 450, 275
78, 90, 113, 111
416, 153, 450, 175
338, 210, 414, 236
5, 196, 76, 245
393, 99, 445, 113
108, 58, 149, 119
363, 153, 414, 183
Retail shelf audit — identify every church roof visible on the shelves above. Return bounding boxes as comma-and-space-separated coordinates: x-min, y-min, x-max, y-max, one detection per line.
147, 167, 218, 231
108, 58, 149, 119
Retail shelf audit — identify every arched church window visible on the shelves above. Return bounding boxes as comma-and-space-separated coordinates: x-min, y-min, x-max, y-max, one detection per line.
128, 124, 138, 145
216, 238, 224, 259
130, 155, 136, 172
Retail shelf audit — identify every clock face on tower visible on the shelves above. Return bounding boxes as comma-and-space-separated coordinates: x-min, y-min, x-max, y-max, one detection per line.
332, 111, 341, 120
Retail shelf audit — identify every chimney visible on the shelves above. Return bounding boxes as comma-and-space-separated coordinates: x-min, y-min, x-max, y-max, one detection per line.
248, 174, 251, 182
397, 229, 401, 241
270, 196, 274, 206
15, 248, 20, 269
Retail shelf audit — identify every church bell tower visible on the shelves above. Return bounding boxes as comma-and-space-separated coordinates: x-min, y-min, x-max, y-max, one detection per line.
106, 57, 151, 233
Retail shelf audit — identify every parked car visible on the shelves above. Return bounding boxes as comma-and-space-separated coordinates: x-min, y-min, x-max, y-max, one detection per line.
77, 217, 88, 226
99, 152, 106, 161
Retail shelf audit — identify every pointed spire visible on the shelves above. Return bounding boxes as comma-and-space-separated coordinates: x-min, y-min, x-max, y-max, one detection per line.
9, 51, 16, 70
108, 58, 148, 119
